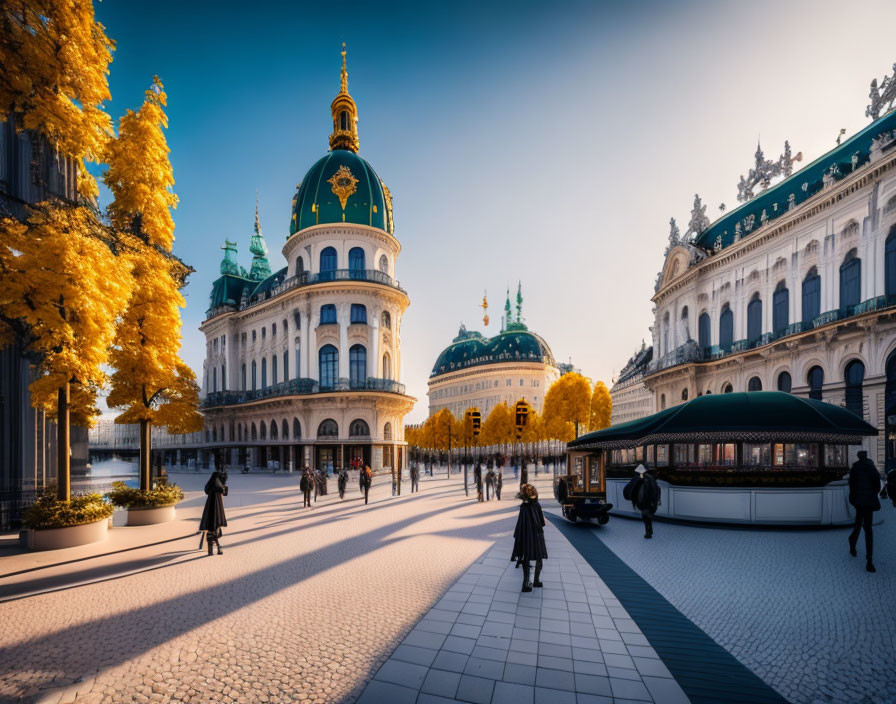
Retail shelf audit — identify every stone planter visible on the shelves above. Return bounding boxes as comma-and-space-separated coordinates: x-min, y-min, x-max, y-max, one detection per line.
20, 518, 108, 551
125, 504, 176, 526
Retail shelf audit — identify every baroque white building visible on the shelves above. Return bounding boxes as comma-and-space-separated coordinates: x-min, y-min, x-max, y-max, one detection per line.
198, 49, 414, 472
645, 81, 896, 470
610, 343, 654, 425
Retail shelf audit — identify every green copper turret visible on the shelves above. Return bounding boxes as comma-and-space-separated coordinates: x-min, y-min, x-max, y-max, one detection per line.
249, 199, 272, 282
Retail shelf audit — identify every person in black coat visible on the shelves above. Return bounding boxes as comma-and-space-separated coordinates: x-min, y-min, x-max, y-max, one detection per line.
410, 463, 419, 493
495, 470, 503, 501
485, 467, 496, 501
199, 463, 228, 555
300, 466, 313, 507
848, 450, 882, 572
361, 465, 373, 504
511, 483, 548, 592
473, 463, 483, 502
624, 465, 660, 538
338, 467, 348, 499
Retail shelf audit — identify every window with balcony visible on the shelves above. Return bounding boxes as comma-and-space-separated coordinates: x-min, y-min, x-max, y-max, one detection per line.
350, 303, 367, 324
698, 312, 711, 354
251, 360, 257, 391
845, 359, 865, 417
773, 281, 789, 333
747, 294, 762, 342
802, 267, 821, 323
283, 351, 289, 382
349, 345, 367, 385
261, 358, 267, 388
320, 246, 337, 274
886, 227, 896, 296
320, 304, 337, 324
272, 355, 278, 385
719, 304, 733, 350
839, 250, 861, 312
349, 247, 365, 275
319, 345, 338, 388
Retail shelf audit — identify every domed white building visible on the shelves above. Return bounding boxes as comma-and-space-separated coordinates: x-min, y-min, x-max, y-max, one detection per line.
199, 48, 415, 472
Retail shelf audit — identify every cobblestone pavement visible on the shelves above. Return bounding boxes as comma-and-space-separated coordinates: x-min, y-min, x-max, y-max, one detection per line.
357, 526, 690, 704
568, 506, 896, 704
0, 471, 525, 704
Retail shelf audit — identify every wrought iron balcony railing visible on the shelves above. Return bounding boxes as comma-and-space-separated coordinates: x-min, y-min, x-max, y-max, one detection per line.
203, 376, 407, 407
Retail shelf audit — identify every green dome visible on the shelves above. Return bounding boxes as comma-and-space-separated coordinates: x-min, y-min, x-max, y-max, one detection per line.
290, 150, 393, 235
431, 326, 557, 377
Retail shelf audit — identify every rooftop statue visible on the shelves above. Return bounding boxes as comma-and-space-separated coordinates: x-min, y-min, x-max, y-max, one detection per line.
866, 63, 896, 121
686, 194, 710, 237
736, 141, 802, 203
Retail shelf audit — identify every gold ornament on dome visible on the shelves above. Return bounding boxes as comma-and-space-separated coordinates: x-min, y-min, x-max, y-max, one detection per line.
328, 165, 358, 210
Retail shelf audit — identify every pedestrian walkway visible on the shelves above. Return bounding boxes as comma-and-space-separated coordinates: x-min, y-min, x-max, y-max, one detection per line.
358, 519, 691, 704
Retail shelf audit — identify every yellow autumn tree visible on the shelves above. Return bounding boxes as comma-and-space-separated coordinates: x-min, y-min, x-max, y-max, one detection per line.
481, 402, 515, 447
103, 76, 178, 251
104, 78, 201, 490
0, 0, 114, 198
543, 372, 592, 440
0, 206, 131, 499
589, 380, 612, 431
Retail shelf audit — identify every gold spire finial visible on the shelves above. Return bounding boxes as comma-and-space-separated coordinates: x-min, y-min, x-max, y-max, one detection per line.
330, 44, 360, 153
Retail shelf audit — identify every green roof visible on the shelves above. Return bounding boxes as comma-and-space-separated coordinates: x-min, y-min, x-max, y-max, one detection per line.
431, 327, 557, 377
569, 392, 877, 449
209, 274, 254, 311
290, 150, 391, 235
695, 110, 896, 252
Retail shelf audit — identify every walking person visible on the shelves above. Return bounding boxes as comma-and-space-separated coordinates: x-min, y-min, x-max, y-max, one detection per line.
300, 465, 313, 508
410, 462, 419, 493
511, 483, 548, 592
485, 466, 496, 501
848, 450, 882, 572
313, 468, 322, 503
338, 466, 348, 499
199, 457, 228, 556
320, 468, 329, 496
495, 470, 503, 501
362, 464, 373, 505
474, 463, 483, 502
624, 464, 660, 539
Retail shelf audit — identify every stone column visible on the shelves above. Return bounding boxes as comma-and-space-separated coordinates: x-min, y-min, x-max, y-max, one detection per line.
302, 310, 312, 380
369, 316, 380, 378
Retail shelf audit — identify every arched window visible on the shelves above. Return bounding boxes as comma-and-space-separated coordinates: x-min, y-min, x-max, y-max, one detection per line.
272, 355, 278, 385
844, 360, 865, 417
722, 383, 733, 394
261, 358, 267, 388
384, 422, 392, 440
282, 419, 289, 439
270, 421, 278, 440
381, 311, 391, 329
681, 388, 688, 401
241, 363, 246, 391
251, 422, 257, 440
840, 250, 861, 312
293, 418, 301, 439
251, 360, 257, 391
320, 246, 337, 276
296, 256, 304, 276
777, 371, 792, 393
719, 304, 733, 350
349, 419, 370, 437
260, 420, 267, 440
350, 303, 367, 324
808, 366, 824, 401
886, 227, 896, 297
698, 312, 711, 354
349, 344, 367, 385
283, 351, 289, 382
680, 306, 690, 341
339, 110, 348, 130
348, 247, 365, 274
320, 304, 337, 324
802, 267, 821, 324
382, 352, 392, 380
379, 254, 389, 274
319, 345, 338, 388
773, 281, 789, 333
748, 376, 762, 392
747, 293, 762, 342
317, 419, 338, 438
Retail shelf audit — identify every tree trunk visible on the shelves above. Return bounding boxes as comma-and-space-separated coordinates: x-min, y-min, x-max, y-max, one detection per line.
139, 419, 152, 491
56, 383, 70, 501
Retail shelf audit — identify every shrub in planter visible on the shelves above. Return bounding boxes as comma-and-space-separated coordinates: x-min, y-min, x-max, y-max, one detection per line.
105, 480, 184, 509
22, 492, 114, 530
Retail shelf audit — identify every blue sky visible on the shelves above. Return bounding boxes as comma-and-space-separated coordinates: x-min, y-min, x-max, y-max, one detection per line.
94, 0, 896, 423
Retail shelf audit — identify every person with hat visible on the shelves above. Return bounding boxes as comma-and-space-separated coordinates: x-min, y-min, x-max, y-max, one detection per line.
511, 483, 548, 592
199, 455, 229, 555
623, 464, 660, 539
848, 450, 882, 572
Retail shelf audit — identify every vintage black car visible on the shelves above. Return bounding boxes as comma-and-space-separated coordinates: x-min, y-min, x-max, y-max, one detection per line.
553, 449, 613, 524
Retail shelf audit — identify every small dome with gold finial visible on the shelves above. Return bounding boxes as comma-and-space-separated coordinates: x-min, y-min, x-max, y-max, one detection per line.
290, 44, 394, 236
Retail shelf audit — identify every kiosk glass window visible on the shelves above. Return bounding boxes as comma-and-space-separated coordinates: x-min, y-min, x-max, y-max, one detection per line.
674, 443, 695, 467
744, 443, 771, 468
656, 445, 669, 466
716, 443, 736, 466
696, 444, 713, 466
824, 444, 848, 467
794, 443, 819, 468
646, 445, 655, 467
